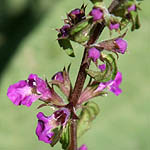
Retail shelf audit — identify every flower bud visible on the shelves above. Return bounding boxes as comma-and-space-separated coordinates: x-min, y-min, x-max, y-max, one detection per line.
88, 47, 100, 62
128, 4, 136, 13
109, 22, 120, 31
58, 24, 71, 38
68, 7, 86, 24
94, 35, 128, 54
115, 38, 127, 54
99, 64, 106, 72
90, 7, 103, 21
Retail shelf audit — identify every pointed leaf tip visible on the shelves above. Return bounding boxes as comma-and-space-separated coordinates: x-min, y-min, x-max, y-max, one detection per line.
58, 39, 75, 57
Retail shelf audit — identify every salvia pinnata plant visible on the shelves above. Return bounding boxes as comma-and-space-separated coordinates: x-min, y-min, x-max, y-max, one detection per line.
7, 0, 143, 149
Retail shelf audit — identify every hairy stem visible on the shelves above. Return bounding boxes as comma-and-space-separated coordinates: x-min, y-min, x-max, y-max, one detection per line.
68, 1, 127, 150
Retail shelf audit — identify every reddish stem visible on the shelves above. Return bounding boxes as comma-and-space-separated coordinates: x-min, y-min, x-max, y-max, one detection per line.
68, 1, 127, 150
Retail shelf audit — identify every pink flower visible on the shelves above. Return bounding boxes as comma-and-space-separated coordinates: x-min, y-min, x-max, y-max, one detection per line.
36, 108, 70, 143
97, 72, 122, 96
7, 74, 51, 107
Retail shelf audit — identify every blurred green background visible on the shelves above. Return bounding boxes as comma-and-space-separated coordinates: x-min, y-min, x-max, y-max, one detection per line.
0, 0, 149, 150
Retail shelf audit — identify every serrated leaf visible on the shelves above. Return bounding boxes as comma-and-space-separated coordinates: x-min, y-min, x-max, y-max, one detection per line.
86, 54, 117, 82
60, 123, 70, 150
77, 102, 100, 138
58, 39, 75, 57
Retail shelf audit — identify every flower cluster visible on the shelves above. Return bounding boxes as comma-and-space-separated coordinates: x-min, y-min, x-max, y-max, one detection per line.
7, 70, 72, 144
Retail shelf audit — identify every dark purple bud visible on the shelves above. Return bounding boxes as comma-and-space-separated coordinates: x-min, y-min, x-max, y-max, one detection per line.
70, 9, 81, 15
68, 8, 86, 24
115, 38, 127, 54
88, 47, 100, 62
36, 108, 70, 144
59, 24, 71, 37
128, 4, 136, 13
90, 8, 103, 21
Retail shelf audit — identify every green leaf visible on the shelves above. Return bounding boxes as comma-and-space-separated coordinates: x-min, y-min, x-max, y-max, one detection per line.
70, 19, 90, 36
130, 11, 140, 31
70, 18, 94, 44
58, 39, 75, 57
77, 101, 100, 138
50, 127, 63, 147
86, 53, 117, 82
60, 123, 70, 150
135, 14, 140, 29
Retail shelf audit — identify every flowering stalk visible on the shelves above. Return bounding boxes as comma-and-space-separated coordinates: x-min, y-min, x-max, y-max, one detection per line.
7, 0, 143, 150
68, 1, 127, 149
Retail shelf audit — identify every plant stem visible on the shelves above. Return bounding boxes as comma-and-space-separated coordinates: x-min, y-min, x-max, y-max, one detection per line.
68, 1, 127, 150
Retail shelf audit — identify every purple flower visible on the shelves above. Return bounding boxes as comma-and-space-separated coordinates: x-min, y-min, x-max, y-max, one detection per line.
52, 72, 64, 82
36, 108, 70, 144
115, 38, 127, 54
70, 9, 81, 15
88, 47, 100, 62
7, 74, 52, 107
128, 4, 136, 13
97, 72, 122, 96
60, 24, 71, 37
90, 8, 103, 21
99, 64, 106, 72
78, 144, 88, 150
109, 22, 120, 31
